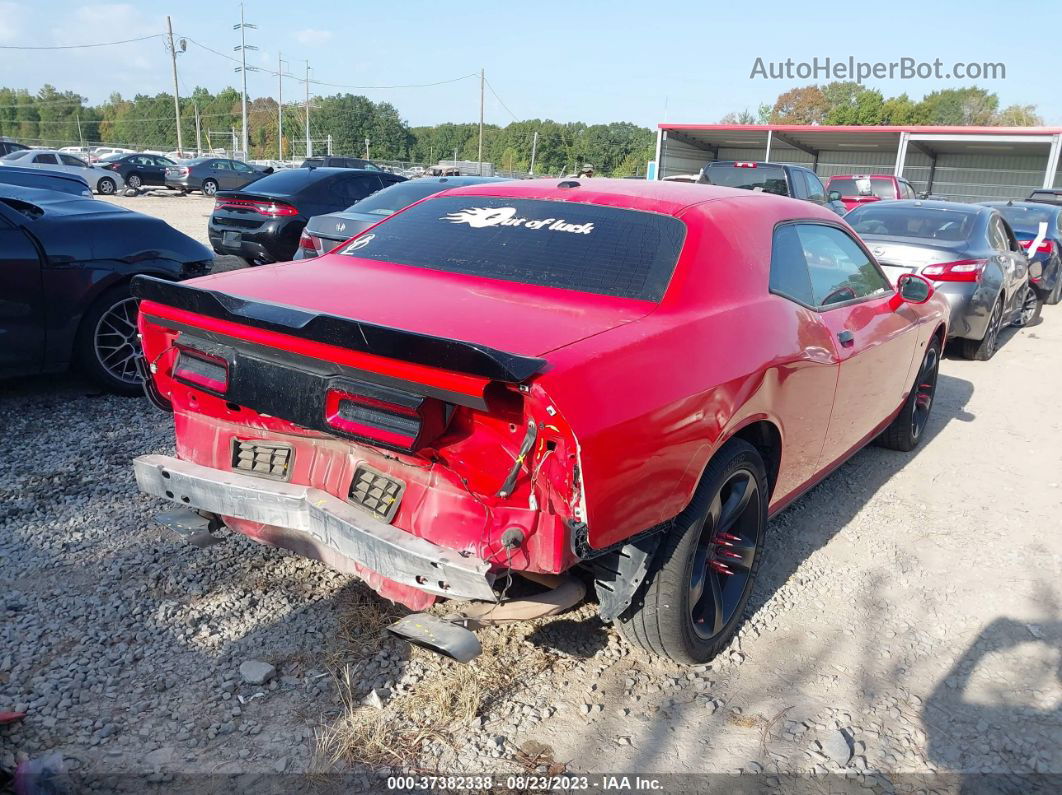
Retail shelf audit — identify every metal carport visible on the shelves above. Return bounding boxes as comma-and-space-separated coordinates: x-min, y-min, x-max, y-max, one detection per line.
654, 124, 1062, 202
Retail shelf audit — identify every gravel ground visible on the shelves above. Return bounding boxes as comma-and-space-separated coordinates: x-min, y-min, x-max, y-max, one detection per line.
1, 192, 1059, 791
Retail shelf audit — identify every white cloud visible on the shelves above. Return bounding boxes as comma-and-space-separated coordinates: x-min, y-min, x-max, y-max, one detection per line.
0, 2, 25, 43
294, 29, 332, 45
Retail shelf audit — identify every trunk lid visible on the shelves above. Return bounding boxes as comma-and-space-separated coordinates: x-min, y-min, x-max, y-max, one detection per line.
174, 255, 654, 358
305, 210, 379, 245
862, 235, 967, 284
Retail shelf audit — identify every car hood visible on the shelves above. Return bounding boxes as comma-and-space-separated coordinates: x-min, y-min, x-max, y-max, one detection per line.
304, 210, 382, 242
180, 253, 655, 358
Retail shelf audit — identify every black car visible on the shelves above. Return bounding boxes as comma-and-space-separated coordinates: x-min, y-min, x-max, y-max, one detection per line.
208, 167, 405, 265
99, 153, 175, 190
982, 200, 1062, 305
0, 165, 92, 196
300, 156, 383, 170
699, 160, 847, 216
295, 175, 510, 259
0, 184, 212, 394
0, 139, 29, 157
1027, 188, 1062, 207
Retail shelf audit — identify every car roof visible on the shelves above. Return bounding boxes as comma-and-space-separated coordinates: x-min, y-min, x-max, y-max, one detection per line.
426, 177, 810, 217
851, 198, 987, 214
982, 200, 1061, 211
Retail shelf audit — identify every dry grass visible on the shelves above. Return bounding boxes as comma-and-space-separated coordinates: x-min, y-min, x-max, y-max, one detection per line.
315, 586, 566, 773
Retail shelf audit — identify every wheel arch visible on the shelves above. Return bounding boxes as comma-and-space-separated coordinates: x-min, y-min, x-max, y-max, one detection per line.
724, 419, 782, 501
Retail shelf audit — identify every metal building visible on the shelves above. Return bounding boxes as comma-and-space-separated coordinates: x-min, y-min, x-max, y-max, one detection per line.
654, 124, 1062, 202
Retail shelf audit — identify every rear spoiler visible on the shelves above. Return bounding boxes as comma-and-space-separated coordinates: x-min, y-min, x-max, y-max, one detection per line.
131, 275, 547, 383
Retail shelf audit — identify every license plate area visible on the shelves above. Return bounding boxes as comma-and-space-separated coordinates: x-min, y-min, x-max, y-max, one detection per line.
222, 230, 241, 247
348, 465, 405, 523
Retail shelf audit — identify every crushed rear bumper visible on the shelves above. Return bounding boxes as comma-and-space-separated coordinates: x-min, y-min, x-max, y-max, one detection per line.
133, 454, 497, 601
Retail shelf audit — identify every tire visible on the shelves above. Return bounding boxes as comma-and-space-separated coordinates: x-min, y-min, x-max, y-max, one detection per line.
126, 173, 143, 190
97, 177, 116, 195
75, 285, 143, 396
201, 179, 218, 197
877, 335, 941, 452
1011, 283, 1042, 328
616, 439, 767, 665
1050, 277, 1062, 306
961, 296, 1003, 361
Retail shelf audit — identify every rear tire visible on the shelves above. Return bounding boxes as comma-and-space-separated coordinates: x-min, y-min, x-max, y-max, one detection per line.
961, 297, 1003, 361
615, 439, 767, 665
97, 177, 116, 195
202, 179, 218, 197
126, 173, 143, 190
878, 336, 941, 452
1012, 283, 1043, 327
75, 285, 143, 396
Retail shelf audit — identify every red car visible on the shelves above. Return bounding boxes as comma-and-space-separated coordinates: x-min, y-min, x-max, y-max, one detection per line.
131, 180, 947, 664
824, 174, 920, 212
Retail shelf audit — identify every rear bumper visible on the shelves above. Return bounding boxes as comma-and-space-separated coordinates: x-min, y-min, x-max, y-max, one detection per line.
208, 220, 299, 264
133, 453, 497, 601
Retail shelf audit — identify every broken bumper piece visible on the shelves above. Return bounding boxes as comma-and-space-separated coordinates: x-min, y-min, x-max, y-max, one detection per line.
133, 454, 496, 601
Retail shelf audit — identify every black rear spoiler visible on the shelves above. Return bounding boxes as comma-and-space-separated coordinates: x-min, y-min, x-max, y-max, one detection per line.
131, 275, 547, 383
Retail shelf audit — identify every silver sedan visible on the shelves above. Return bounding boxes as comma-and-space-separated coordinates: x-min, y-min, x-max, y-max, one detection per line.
0, 148, 125, 195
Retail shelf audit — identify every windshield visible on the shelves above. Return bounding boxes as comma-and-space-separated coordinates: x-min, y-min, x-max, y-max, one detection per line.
702, 163, 789, 196
349, 180, 453, 216
847, 205, 978, 242
828, 177, 893, 199
994, 204, 1057, 233
339, 196, 686, 301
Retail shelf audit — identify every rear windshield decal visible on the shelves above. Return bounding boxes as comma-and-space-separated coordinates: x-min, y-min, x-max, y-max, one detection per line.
344, 234, 374, 253
443, 206, 594, 235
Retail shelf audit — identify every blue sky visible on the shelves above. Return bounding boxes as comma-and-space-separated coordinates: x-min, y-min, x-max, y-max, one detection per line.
1, 0, 1058, 128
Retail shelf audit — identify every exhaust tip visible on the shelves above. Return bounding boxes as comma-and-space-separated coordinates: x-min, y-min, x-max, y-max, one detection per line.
386, 614, 482, 663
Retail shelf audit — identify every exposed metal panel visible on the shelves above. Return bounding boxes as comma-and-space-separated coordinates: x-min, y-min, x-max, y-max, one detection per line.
658, 135, 711, 179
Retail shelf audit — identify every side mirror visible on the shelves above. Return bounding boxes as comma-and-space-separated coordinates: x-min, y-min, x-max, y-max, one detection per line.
828, 190, 842, 202
897, 273, 934, 304
918, 191, 930, 200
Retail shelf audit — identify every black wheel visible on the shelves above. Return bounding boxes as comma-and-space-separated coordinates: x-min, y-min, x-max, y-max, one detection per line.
878, 336, 941, 452
126, 173, 143, 190
97, 177, 116, 195
75, 285, 143, 395
616, 439, 767, 665
962, 297, 1003, 361
202, 179, 218, 196
1011, 283, 1042, 327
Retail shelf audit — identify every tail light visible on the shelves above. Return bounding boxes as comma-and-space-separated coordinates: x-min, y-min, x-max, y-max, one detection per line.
169, 166, 189, 177
298, 230, 318, 253
324, 380, 451, 453
922, 259, 987, 282
105, 163, 121, 171
214, 198, 298, 217
1023, 239, 1055, 255
172, 347, 229, 394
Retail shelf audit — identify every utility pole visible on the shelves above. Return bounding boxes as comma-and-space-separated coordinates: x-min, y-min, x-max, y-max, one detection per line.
477, 68, 484, 176
453, 147, 458, 170
277, 52, 285, 162
166, 16, 184, 156
233, 3, 257, 159
304, 61, 312, 159
364, 138, 370, 159
75, 114, 84, 149
529, 130, 538, 176
194, 103, 201, 155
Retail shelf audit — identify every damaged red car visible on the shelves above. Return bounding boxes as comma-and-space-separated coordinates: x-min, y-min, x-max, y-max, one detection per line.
132, 179, 947, 664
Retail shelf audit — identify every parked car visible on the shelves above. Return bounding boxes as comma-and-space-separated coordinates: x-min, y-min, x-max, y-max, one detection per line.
0, 138, 30, 157
0, 148, 124, 194
699, 160, 846, 215
300, 156, 383, 170
0, 183, 211, 393
295, 175, 508, 259
981, 200, 1062, 306
823, 174, 919, 212
1026, 188, 1062, 207
132, 179, 946, 665
208, 167, 405, 265
98, 153, 176, 190
165, 157, 273, 196
89, 146, 134, 162
0, 165, 92, 196
847, 200, 1039, 360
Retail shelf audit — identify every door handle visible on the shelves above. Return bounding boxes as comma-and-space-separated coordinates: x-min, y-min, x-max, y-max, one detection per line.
837, 330, 855, 346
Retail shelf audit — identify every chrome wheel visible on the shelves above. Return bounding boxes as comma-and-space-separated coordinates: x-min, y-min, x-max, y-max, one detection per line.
911, 344, 939, 441
983, 300, 1003, 357
1015, 285, 1038, 327
97, 177, 116, 195
202, 179, 218, 196
688, 468, 762, 640
93, 297, 141, 385
127, 174, 142, 189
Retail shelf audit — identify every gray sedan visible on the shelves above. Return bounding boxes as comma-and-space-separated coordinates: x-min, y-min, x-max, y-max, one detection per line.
847, 200, 1038, 360
164, 157, 272, 196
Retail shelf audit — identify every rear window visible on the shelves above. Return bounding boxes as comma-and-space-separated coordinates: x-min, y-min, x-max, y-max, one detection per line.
240, 169, 318, 194
702, 163, 789, 196
847, 205, 978, 242
349, 179, 454, 216
339, 196, 686, 301
994, 204, 1057, 233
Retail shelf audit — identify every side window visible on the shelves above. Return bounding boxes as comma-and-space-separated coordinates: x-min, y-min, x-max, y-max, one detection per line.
900, 180, 915, 199
769, 225, 816, 306
988, 217, 1009, 252
803, 171, 826, 202
787, 170, 807, 198
335, 175, 382, 203
232, 161, 253, 174
795, 224, 891, 307
212, 160, 231, 171
34, 153, 60, 165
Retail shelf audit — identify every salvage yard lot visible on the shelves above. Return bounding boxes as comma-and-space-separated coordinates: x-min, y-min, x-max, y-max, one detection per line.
1, 192, 1060, 787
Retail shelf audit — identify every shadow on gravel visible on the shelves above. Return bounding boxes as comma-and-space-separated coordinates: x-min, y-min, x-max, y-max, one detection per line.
525, 617, 611, 659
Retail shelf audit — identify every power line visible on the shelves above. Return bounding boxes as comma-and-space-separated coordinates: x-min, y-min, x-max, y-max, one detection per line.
0, 34, 164, 50
485, 76, 520, 122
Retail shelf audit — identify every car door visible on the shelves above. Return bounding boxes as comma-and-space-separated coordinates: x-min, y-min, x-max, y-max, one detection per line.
149, 157, 172, 185
0, 204, 45, 374
789, 222, 920, 467
58, 153, 96, 183
988, 214, 1028, 313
